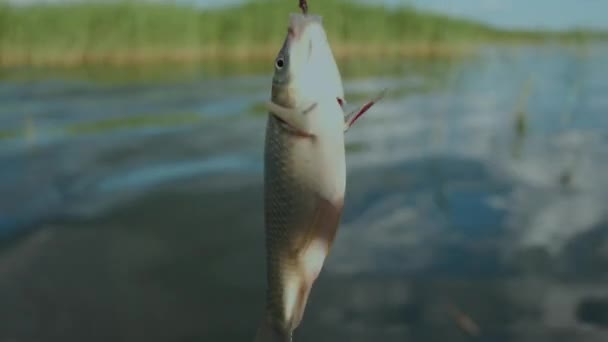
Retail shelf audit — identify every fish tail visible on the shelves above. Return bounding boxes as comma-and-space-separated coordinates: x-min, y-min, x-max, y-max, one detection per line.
253, 318, 292, 342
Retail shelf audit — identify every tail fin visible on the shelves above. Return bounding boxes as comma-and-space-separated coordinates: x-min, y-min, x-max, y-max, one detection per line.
253, 318, 291, 342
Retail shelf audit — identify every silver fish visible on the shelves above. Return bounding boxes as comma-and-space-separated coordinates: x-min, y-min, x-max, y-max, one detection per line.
254, 12, 384, 342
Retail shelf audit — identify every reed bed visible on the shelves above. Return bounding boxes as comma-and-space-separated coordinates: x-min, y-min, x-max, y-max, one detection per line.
0, 0, 602, 67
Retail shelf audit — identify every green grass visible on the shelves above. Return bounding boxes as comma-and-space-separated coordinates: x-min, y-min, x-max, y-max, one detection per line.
0, 0, 605, 66
0, 112, 207, 144
64, 112, 204, 135
0, 129, 20, 141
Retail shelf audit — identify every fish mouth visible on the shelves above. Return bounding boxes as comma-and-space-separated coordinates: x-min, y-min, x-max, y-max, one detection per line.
287, 13, 322, 41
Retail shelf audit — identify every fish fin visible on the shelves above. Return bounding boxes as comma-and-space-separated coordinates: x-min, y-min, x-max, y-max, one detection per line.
266, 101, 316, 136
288, 197, 345, 331
254, 318, 291, 342
291, 280, 313, 331
284, 195, 343, 331
344, 88, 388, 132
293, 196, 344, 265
311, 196, 344, 251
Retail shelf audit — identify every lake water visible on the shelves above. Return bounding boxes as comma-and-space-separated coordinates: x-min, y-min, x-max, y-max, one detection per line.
1, 43, 608, 342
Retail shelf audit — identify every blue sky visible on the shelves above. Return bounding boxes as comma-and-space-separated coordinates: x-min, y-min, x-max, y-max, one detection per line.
395, 0, 608, 30
182, 0, 608, 30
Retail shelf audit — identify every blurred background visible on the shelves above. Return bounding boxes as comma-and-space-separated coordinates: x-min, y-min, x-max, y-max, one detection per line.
1, 0, 608, 341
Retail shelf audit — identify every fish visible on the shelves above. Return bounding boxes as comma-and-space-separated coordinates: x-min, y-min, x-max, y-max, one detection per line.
254, 12, 385, 342
253, 13, 345, 342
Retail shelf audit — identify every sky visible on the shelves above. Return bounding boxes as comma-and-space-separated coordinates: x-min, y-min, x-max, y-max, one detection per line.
9, 0, 608, 30
394, 0, 608, 31
183, 0, 608, 30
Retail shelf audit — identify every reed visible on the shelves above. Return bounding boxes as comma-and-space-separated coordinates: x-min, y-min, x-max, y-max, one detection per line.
0, 0, 603, 67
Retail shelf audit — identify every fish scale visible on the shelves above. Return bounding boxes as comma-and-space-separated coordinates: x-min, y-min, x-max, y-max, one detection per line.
254, 7, 386, 340
263, 115, 318, 333
254, 12, 354, 342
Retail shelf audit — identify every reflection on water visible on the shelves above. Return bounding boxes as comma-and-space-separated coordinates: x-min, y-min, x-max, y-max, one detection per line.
1, 44, 608, 341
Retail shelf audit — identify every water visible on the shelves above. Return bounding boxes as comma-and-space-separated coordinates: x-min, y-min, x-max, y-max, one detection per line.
1, 44, 608, 342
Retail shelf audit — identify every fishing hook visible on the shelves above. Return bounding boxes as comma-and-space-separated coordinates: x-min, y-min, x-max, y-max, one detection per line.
299, 0, 308, 14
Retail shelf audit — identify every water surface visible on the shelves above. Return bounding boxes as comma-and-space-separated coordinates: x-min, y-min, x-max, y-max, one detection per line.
1, 44, 608, 342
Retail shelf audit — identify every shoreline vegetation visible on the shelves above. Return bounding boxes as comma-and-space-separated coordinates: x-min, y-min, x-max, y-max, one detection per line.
0, 0, 605, 67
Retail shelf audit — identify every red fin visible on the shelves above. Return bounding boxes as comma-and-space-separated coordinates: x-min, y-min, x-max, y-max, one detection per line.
345, 89, 387, 130
349, 101, 374, 127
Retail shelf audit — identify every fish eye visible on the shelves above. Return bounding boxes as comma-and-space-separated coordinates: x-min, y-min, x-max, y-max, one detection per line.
275, 57, 285, 69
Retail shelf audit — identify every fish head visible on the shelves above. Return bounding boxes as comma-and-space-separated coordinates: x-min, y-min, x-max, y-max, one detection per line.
271, 13, 344, 107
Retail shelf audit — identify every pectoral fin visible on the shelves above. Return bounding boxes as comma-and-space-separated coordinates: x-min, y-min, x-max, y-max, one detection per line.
344, 88, 388, 132
266, 101, 317, 137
